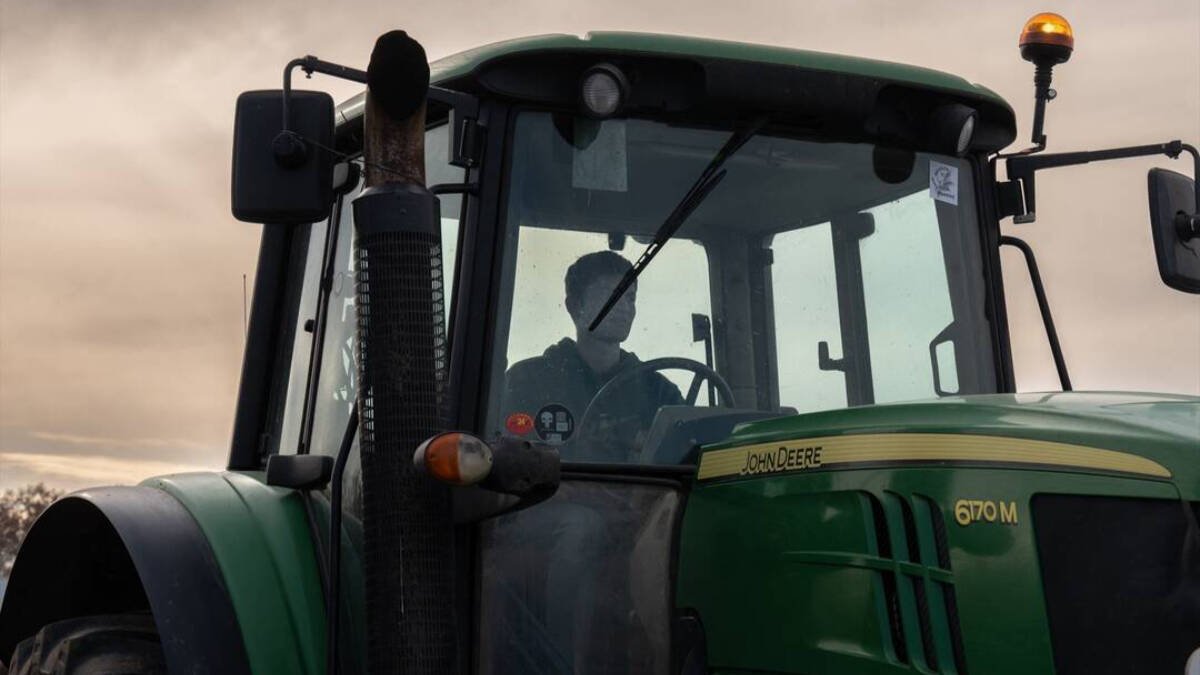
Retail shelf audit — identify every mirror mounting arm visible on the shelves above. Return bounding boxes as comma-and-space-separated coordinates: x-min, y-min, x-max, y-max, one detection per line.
1001, 140, 1197, 224
275, 56, 484, 170
1173, 144, 1200, 241
281, 56, 368, 133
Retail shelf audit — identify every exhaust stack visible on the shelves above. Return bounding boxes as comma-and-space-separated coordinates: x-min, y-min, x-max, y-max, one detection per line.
353, 30, 456, 674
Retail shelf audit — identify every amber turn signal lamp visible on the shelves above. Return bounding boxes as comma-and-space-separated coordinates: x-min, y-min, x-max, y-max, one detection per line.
414, 432, 494, 486
1019, 12, 1074, 64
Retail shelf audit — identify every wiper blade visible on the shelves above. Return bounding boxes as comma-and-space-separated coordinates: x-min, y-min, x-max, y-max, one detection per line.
588, 117, 767, 332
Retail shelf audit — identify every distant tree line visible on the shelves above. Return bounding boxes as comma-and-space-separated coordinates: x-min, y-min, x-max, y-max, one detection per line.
1, 483, 64, 576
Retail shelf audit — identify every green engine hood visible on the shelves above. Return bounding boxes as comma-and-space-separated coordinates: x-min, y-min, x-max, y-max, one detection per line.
711, 391, 1200, 493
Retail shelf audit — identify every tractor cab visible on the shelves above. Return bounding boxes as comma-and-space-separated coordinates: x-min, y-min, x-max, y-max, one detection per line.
288, 34, 1016, 472
266, 34, 1024, 673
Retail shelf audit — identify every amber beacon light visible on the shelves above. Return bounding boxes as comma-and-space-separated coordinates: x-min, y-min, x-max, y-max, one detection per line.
1018, 12, 1075, 147
1020, 12, 1075, 64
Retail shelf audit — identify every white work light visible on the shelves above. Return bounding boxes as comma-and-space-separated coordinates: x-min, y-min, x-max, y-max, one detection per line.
929, 103, 979, 157
956, 114, 977, 155
580, 63, 629, 118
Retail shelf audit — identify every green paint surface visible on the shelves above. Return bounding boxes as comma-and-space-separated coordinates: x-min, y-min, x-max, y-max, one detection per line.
679, 392, 1198, 673
427, 32, 1007, 105
142, 472, 326, 675
715, 392, 1200, 494
678, 467, 1176, 674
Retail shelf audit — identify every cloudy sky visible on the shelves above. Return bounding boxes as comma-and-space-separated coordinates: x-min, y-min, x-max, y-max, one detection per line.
1, 0, 1197, 491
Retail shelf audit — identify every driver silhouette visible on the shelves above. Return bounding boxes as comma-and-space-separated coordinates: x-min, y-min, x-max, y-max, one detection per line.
502, 251, 683, 461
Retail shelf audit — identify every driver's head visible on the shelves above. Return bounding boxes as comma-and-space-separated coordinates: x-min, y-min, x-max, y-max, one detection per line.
565, 251, 637, 344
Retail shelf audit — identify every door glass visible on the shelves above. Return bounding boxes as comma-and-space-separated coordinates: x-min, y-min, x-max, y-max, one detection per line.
307, 123, 464, 460
861, 191, 957, 402
771, 223, 847, 412
769, 179, 993, 410
478, 481, 680, 675
276, 221, 330, 456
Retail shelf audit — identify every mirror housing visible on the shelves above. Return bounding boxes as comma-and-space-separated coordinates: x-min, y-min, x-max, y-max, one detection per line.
231, 89, 335, 224
1148, 168, 1200, 293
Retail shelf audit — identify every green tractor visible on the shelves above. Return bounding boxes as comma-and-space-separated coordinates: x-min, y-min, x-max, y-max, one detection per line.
3, 12, 1198, 675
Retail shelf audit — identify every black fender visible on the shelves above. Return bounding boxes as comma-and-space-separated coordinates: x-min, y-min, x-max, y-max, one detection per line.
0, 486, 252, 674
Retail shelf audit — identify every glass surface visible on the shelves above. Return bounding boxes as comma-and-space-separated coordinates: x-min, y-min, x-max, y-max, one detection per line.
276, 222, 328, 456
478, 481, 679, 675
488, 112, 995, 464
307, 123, 464, 460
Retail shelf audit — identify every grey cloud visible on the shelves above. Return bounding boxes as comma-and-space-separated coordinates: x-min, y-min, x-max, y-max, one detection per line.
0, 0, 1197, 493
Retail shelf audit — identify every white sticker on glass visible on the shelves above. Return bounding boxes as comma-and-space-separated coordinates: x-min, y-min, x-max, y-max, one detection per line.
929, 160, 959, 206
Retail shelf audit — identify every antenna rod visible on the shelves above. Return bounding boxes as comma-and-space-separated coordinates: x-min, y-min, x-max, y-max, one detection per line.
242, 274, 248, 339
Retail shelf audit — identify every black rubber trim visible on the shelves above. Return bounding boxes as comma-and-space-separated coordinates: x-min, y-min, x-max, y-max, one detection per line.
561, 461, 696, 477
559, 472, 685, 490
229, 222, 303, 469
0, 487, 252, 674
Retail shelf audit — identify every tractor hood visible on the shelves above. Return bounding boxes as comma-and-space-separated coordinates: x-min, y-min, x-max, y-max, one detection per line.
706, 391, 1200, 492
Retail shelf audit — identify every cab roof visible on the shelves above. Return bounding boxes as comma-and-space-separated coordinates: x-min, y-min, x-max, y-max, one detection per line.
428, 32, 1010, 109
336, 32, 1017, 152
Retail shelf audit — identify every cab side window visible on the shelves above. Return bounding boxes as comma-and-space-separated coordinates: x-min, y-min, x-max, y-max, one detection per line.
769, 169, 994, 412
276, 122, 464, 461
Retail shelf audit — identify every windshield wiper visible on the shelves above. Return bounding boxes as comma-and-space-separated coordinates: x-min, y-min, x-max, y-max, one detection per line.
588, 116, 768, 331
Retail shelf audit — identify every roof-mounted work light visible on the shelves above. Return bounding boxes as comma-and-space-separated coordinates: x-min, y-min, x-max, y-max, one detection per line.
580, 63, 629, 118
929, 103, 979, 156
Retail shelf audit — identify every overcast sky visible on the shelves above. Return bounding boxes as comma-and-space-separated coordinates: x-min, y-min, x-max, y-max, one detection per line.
1, 0, 1197, 491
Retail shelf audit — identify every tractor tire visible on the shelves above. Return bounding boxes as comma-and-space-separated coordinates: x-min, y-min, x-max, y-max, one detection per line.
6, 614, 166, 675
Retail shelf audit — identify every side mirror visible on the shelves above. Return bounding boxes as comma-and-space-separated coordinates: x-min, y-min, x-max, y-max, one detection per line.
231, 90, 335, 224
1148, 168, 1200, 293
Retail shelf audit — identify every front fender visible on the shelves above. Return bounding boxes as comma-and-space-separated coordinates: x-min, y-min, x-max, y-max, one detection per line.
0, 484, 252, 673
143, 471, 327, 675
0, 472, 326, 675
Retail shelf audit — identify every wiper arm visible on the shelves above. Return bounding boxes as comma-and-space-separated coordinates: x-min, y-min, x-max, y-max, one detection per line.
588, 117, 767, 331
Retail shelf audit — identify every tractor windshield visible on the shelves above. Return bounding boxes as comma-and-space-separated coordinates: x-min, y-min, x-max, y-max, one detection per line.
487, 111, 997, 465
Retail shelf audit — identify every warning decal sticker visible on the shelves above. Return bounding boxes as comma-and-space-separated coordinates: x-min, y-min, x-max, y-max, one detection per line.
533, 404, 574, 444
930, 160, 959, 205
505, 412, 534, 436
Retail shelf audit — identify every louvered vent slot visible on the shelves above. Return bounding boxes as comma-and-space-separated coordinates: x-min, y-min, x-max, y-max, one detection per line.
897, 496, 939, 672
928, 497, 953, 571
941, 584, 968, 674
914, 495, 968, 675
897, 496, 921, 564
865, 492, 906, 664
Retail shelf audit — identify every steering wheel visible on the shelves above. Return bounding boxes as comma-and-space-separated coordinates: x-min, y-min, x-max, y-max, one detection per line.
574, 357, 736, 458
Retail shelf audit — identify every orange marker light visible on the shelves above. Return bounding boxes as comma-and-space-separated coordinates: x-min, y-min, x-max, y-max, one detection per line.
1019, 13, 1074, 63
414, 432, 493, 486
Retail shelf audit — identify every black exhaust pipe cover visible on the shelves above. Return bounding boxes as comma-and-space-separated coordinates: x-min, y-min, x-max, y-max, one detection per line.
353, 30, 456, 675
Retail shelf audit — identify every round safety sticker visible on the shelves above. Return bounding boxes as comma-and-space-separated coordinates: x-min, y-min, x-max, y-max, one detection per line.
505, 412, 534, 436
533, 403, 574, 444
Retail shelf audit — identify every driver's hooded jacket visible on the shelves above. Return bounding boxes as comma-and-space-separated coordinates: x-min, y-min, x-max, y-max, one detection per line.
502, 338, 684, 462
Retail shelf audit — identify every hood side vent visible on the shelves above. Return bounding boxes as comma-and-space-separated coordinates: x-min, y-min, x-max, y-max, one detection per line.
914, 494, 968, 675
872, 491, 970, 675
864, 492, 907, 665
884, 491, 939, 672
